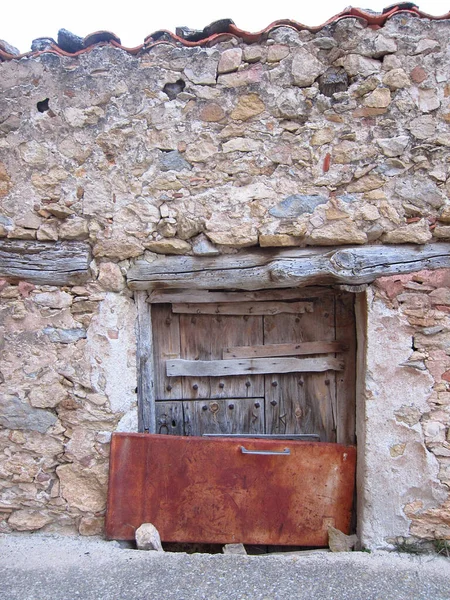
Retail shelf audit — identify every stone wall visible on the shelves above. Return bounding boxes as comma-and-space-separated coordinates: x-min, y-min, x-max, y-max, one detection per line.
1, 12, 450, 544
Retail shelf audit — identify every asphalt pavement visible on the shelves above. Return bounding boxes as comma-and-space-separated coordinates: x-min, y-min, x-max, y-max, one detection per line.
1, 533, 449, 600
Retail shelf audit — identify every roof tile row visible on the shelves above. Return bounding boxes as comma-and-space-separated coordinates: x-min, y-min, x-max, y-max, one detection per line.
1, 4, 449, 61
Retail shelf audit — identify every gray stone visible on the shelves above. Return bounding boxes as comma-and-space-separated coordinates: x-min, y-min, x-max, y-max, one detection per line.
292, 48, 324, 87
184, 50, 219, 85
0, 396, 57, 433
191, 234, 220, 256
223, 543, 247, 555
269, 194, 328, 218
328, 526, 357, 552
135, 523, 164, 552
276, 89, 310, 120
159, 151, 192, 172
57, 29, 84, 53
312, 37, 337, 50
31, 38, 56, 52
43, 327, 87, 344
0, 39, 20, 56
376, 136, 409, 157
395, 179, 444, 210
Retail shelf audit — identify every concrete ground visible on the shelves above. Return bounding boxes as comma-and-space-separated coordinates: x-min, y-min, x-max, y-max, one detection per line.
1, 533, 450, 600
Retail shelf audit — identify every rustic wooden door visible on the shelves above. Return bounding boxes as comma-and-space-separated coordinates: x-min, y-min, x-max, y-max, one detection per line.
150, 288, 355, 445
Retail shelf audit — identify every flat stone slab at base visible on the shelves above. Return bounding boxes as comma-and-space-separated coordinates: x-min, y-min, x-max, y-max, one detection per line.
1, 534, 450, 600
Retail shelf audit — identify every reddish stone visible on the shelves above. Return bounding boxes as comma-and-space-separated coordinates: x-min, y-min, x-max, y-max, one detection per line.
323, 153, 331, 173
18, 281, 35, 298
353, 107, 387, 118
410, 66, 427, 84
199, 103, 225, 122
442, 370, 450, 382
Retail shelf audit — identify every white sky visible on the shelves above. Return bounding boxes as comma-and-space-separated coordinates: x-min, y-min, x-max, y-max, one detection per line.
1, 0, 450, 53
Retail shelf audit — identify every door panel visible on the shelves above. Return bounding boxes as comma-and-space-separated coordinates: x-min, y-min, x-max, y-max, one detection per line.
151, 291, 355, 443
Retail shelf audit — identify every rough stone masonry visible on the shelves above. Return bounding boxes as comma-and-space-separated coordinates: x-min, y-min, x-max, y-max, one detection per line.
0, 9, 449, 546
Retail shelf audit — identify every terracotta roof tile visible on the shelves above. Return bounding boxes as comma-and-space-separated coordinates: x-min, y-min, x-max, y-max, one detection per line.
1, 4, 449, 61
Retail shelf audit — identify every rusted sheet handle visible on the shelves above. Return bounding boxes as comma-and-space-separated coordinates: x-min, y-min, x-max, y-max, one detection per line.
240, 446, 290, 456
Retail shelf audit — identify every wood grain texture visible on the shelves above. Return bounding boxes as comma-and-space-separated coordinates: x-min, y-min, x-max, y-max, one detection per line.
264, 295, 337, 441
148, 288, 329, 304
167, 357, 344, 377
0, 240, 91, 285
223, 341, 345, 359
184, 398, 264, 436
155, 401, 184, 435
171, 301, 314, 315
152, 304, 183, 400
335, 293, 356, 445
135, 292, 156, 433
128, 243, 450, 291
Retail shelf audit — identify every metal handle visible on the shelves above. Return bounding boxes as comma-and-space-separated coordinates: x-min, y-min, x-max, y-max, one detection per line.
240, 446, 290, 456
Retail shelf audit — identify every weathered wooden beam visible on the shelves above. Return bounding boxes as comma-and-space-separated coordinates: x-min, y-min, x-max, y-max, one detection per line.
128, 243, 450, 291
135, 292, 156, 434
171, 301, 314, 315
0, 240, 91, 285
166, 357, 344, 377
223, 341, 346, 360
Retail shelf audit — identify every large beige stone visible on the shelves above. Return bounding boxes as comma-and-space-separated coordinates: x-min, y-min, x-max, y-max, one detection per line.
231, 94, 265, 121
29, 381, 68, 409
97, 262, 125, 292
382, 220, 432, 244
306, 220, 367, 245
8, 510, 52, 531
206, 230, 258, 248
144, 239, 191, 254
364, 88, 391, 108
259, 234, 305, 247
93, 239, 144, 261
57, 463, 108, 512
347, 175, 385, 193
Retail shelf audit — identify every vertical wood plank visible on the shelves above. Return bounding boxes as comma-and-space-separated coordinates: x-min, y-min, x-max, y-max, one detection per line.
210, 314, 264, 399
335, 292, 356, 445
155, 401, 185, 436
264, 296, 337, 441
152, 304, 182, 400
180, 314, 212, 399
264, 312, 307, 436
135, 291, 156, 433
301, 294, 337, 442
183, 398, 264, 436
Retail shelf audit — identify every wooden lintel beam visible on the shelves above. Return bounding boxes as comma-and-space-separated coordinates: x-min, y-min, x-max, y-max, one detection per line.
127, 243, 450, 291
0, 240, 91, 286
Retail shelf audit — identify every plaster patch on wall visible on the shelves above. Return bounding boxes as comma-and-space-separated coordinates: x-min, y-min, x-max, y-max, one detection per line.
360, 288, 447, 549
86, 293, 137, 420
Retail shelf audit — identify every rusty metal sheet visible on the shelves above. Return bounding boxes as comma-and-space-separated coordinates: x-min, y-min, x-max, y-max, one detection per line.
106, 433, 356, 546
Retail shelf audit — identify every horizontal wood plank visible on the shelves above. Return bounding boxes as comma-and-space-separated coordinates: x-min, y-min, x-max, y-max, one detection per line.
223, 341, 346, 359
128, 243, 450, 291
167, 357, 344, 377
148, 288, 328, 303
171, 301, 314, 315
0, 240, 91, 285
